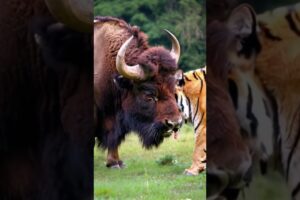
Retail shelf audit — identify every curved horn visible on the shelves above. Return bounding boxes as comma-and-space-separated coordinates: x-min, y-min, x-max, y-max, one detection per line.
164, 29, 181, 63
116, 36, 146, 81
44, 0, 92, 32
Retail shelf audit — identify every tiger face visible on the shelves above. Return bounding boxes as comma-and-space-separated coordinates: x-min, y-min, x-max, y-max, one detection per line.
256, 3, 300, 94
207, 4, 278, 198
175, 68, 206, 123
175, 72, 190, 121
210, 2, 300, 199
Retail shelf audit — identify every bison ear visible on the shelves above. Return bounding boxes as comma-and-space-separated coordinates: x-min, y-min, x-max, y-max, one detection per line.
175, 69, 184, 86
113, 75, 133, 90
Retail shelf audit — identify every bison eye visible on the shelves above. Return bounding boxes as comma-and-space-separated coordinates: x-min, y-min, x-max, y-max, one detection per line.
144, 94, 158, 102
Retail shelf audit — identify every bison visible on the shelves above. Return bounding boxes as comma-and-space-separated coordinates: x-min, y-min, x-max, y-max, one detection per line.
94, 16, 183, 168
0, 0, 93, 199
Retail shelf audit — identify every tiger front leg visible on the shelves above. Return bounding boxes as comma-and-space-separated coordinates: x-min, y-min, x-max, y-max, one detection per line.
185, 125, 206, 175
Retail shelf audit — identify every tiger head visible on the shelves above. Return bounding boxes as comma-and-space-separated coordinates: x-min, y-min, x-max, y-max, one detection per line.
227, 4, 261, 72
175, 70, 190, 121
208, 4, 275, 173
255, 3, 300, 93
175, 68, 206, 124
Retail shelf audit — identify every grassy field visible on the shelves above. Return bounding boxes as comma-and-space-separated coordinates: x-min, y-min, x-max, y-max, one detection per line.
94, 125, 206, 200
239, 166, 290, 199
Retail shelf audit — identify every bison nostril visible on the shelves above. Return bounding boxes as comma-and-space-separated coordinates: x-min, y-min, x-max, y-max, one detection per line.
174, 123, 182, 131
165, 118, 183, 130
165, 120, 175, 128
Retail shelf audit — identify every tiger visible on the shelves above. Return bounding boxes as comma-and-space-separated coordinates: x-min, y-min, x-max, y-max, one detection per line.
208, 2, 300, 199
175, 67, 206, 176
206, 3, 278, 199
254, 3, 300, 199
228, 65, 276, 175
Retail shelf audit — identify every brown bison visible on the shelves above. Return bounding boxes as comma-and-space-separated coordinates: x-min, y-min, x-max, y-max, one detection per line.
94, 16, 183, 168
0, 0, 93, 199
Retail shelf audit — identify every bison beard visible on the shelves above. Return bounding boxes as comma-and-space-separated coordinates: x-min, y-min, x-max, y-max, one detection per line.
123, 113, 168, 148
98, 112, 168, 149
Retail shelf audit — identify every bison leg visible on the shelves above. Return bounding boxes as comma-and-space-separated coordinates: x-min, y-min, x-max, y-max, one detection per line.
185, 125, 206, 175
106, 148, 125, 169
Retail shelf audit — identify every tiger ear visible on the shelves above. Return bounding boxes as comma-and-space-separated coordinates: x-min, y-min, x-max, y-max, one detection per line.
226, 4, 256, 38
175, 69, 184, 86
175, 69, 183, 80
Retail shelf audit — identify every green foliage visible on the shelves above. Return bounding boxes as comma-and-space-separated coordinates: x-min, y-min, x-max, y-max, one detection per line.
240, 0, 300, 13
238, 170, 289, 200
94, 0, 206, 72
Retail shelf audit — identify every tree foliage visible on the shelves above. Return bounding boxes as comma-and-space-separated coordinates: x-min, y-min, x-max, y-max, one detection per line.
240, 0, 300, 13
94, 0, 206, 72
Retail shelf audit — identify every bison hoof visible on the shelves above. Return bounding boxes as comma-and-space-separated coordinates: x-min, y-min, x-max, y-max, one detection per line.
118, 160, 126, 168
106, 160, 126, 169
110, 164, 122, 169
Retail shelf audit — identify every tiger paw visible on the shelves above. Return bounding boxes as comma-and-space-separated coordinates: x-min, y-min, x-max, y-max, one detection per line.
184, 165, 206, 176
184, 169, 199, 176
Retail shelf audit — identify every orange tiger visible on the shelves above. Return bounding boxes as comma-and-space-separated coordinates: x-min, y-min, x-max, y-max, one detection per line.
255, 3, 300, 199
175, 68, 206, 176
208, 2, 300, 199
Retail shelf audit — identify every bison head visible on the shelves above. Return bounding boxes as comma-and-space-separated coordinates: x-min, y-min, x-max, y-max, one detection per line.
114, 31, 183, 148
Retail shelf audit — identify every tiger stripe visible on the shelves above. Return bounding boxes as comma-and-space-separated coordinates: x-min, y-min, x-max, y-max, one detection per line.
253, 2, 300, 199
286, 11, 300, 36
175, 67, 206, 176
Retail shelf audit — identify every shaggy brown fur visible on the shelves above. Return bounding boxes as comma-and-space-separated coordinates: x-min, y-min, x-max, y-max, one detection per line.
94, 16, 182, 168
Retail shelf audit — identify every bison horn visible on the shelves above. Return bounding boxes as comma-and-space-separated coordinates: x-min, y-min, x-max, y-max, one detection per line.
116, 36, 146, 81
164, 29, 181, 64
44, 0, 92, 32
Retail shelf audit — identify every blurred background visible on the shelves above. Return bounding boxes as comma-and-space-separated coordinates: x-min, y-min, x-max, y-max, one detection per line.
240, 0, 300, 12
94, 0, 206, 72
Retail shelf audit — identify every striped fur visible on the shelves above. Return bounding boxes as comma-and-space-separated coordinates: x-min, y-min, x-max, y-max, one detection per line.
255, 3, 300, 199
220, 3, 300, 199
175, 68, 206, 176
228, 65, 276, 175
206, 4, 267, 199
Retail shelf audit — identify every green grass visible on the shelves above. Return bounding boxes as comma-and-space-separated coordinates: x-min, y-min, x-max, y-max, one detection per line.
239, 167, 290, 200
94, 125, 206, 200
